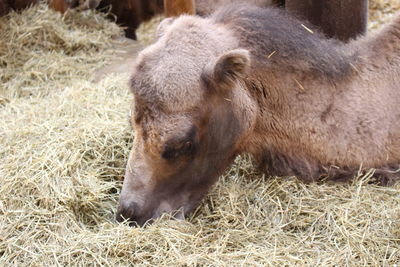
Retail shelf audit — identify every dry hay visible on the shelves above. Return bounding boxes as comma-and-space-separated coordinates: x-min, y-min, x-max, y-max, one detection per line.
1, 1, 400, 266
369, 0, 400, 29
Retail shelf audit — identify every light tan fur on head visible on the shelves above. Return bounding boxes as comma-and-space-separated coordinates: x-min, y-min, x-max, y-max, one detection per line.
118, 13, 258, 225
130, 15, 239, 112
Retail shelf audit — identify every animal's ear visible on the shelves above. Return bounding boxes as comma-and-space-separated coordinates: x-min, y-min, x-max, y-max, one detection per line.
156, 17, 175, 38
204, 49, 251, 92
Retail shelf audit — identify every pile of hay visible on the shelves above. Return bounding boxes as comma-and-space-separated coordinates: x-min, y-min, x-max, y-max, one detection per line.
369, 0, 400, 29
1, 2, 400, 266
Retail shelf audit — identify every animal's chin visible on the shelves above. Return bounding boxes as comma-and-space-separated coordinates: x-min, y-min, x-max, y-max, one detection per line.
129, 208, 187, 227
117, 182, 212, 227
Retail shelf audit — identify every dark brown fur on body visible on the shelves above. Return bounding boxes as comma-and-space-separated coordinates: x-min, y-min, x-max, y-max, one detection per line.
117, 5, 400, 226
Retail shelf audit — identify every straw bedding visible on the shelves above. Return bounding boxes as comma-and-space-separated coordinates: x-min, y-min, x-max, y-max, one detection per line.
1, 1, 400, 266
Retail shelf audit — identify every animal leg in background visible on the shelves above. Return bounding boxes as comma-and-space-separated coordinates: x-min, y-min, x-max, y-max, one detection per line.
285, 0, 368, 41
4, 0, 39, 11
164, 0, 195, 17
49, 0, 71, 13
0, 0, 10, 15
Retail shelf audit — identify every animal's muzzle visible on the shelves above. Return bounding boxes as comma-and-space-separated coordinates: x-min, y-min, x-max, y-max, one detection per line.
115, 202, 145, 226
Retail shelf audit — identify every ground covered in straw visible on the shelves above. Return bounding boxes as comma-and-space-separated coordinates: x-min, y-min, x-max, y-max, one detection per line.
1, 2, 400, 266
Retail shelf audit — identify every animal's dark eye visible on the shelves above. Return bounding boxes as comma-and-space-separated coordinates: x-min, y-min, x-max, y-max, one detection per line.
162, 141, 195, 160
182, 141, 193, 153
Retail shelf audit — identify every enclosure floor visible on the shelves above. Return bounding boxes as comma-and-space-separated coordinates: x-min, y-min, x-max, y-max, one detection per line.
1, 1, 400, 266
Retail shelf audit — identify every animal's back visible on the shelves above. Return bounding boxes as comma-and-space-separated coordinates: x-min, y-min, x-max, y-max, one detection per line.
212, 5, 352, 79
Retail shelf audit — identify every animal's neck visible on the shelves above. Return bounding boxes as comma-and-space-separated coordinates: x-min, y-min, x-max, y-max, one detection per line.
244, 69, 333, 150
239, 67, 355, 181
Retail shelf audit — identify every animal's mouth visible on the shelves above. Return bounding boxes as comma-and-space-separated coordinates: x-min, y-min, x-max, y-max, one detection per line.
116, 198, 195, 227
116, 208, 186, 227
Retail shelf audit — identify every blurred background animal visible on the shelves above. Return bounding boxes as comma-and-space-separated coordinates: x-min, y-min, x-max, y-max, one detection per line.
1, 0, 368, 41
0, 0, 38, 15
56, 0, 368, 41
286, 0, 368, 41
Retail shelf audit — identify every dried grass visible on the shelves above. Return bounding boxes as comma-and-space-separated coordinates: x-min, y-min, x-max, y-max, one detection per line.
369, 0, 400, 29
1, 1, 400, 266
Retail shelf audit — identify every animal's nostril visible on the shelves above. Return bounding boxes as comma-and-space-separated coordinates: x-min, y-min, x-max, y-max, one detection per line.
115, 202, 141, 225
115, 205, 130, 222
115, 210, 127, 223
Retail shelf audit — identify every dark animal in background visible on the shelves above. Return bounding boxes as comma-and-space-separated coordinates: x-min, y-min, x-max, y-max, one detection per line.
116, 4, 400, 226
285, 0, 368, 41
0, 0, 10, 15
0, 0, 369, 41
164, 0, 195, 17
45, 0, 368, 41
96, 0, 164, 39
48, 0, 163, 39
0, 0, 38, 15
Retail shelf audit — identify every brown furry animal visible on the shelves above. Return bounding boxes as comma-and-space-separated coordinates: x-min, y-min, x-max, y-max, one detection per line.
116, 4, 400, 226
46, 0, 161, 39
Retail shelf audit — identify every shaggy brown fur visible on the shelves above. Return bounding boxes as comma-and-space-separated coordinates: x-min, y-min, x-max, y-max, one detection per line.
45, 0, 275, 39
99, 0, 274, 39
117, 4, 400, 225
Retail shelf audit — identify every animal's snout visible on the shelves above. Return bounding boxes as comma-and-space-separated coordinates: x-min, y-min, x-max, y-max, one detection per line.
116, 199, 187, 227
115, 202, 143, 226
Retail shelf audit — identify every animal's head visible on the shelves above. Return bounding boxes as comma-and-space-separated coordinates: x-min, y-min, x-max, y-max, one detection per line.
116, 16, 257, 226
